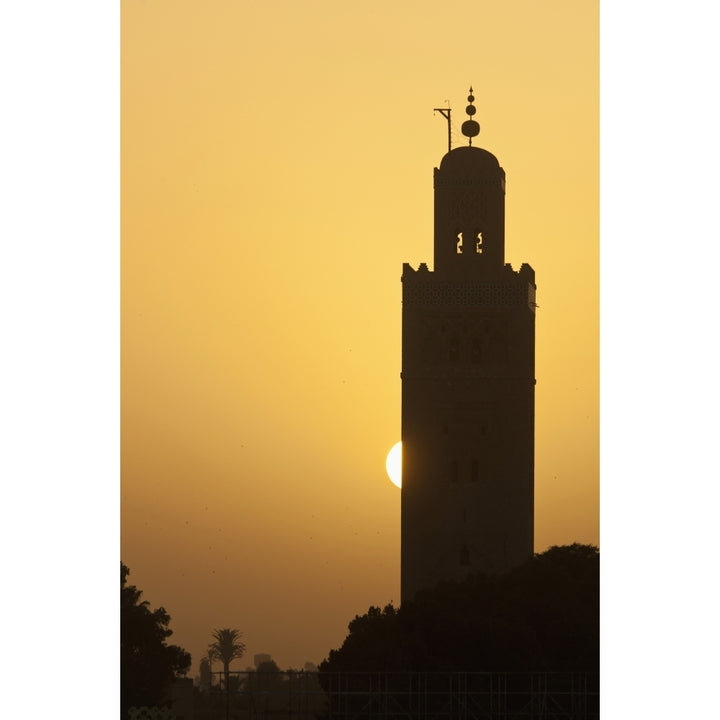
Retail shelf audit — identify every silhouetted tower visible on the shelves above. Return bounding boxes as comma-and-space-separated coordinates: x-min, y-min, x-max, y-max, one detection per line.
401, 89, 536, 602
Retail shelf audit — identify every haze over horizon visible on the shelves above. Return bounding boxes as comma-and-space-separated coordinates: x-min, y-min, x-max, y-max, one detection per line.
121, 0, 598, 675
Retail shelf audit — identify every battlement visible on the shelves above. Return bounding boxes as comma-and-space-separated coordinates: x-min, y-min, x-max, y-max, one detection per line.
402, 262, 536, 312
403, 261, 534, 281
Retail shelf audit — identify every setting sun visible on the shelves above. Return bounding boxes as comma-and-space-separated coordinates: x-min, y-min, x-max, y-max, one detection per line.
386, 441, 402, 489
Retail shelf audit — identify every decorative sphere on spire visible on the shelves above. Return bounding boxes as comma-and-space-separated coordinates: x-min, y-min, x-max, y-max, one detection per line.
461, 86, 480, 144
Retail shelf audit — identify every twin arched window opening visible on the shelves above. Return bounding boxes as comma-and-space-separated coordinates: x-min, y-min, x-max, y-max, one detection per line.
456, 231, 483, 255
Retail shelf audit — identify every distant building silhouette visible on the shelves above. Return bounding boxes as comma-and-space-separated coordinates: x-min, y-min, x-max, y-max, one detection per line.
401, 89, 536, 602
253, 653, 272, 668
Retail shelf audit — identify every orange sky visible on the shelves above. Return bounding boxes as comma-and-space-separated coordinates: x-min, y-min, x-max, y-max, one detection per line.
121, 0, 598, 674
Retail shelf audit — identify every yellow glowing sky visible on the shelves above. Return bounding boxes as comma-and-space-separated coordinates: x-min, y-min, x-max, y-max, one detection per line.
121, 0, 598, 673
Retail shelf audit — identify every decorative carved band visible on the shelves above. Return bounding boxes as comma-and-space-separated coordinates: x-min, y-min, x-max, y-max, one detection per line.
404, 282, 534, 309
435, 178, 505, 191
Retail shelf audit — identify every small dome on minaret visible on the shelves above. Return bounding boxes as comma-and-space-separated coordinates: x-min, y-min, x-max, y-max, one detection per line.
461, 87, 480, 145
433, 87, 506, 273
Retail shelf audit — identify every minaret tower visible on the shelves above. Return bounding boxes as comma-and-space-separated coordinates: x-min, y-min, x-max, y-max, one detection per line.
401, 89, 537, 602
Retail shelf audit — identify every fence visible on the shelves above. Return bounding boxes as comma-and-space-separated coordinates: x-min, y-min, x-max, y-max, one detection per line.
199, 671, 598, 720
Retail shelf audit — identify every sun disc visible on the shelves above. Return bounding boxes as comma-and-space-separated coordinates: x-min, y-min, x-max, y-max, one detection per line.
386, 441, 402, 488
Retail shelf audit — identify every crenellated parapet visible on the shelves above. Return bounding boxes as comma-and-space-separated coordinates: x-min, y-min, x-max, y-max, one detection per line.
402, 261, 536, 312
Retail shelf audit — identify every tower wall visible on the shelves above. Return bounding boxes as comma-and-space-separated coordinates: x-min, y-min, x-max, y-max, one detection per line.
400, 141, 536, 603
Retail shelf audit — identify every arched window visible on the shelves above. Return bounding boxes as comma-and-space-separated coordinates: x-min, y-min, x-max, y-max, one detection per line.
450, 460, 459, 482
448, 335, 460, 363
470, 335, 482, 364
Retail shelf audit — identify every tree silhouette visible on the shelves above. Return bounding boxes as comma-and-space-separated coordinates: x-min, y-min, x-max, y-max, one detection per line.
320, 544, 599, 676
208, 627, 246, 720
120, 563, 191, 718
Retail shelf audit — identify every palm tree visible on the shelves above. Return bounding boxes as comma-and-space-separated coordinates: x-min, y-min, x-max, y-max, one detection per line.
208, 628, 246, 720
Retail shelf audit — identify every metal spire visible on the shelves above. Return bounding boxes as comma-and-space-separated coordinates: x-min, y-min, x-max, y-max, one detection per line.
434, 101, 452, 153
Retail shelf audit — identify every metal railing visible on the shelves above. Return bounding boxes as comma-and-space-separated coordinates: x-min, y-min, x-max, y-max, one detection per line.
198, 671, 598, 720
